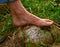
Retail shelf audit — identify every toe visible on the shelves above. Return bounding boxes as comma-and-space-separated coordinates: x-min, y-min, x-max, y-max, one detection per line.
44, 19, 53, 22
46, 21, 53, 26
38, 19, 53, 26
45, 19, 53, 26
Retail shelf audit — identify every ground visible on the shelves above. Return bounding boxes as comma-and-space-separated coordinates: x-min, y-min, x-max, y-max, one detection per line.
0, 0, 60, 47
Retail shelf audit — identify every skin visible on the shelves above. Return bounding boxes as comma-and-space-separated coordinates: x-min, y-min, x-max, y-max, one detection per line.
7, 0, 53, 27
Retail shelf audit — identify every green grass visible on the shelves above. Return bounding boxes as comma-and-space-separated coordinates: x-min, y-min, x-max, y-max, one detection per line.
0, 0, 60, 47
21, 0, 60, 24
0, 0, 60, 34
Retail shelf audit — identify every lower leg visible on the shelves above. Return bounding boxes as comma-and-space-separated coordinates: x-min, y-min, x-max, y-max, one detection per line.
7, 0, 53, 27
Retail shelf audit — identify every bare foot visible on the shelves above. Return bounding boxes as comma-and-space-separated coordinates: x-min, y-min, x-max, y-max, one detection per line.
11, 12, 53, 27
8, 0, 53, 27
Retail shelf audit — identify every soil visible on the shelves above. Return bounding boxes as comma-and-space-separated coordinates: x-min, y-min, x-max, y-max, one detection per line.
0, 25, 60, 47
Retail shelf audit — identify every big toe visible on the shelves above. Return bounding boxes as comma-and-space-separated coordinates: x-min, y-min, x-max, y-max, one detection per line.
45, 19, 53, 26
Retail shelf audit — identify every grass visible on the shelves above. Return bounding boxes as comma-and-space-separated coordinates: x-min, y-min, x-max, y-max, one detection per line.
0, 0, 60, 47
21, 0, 60, 24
